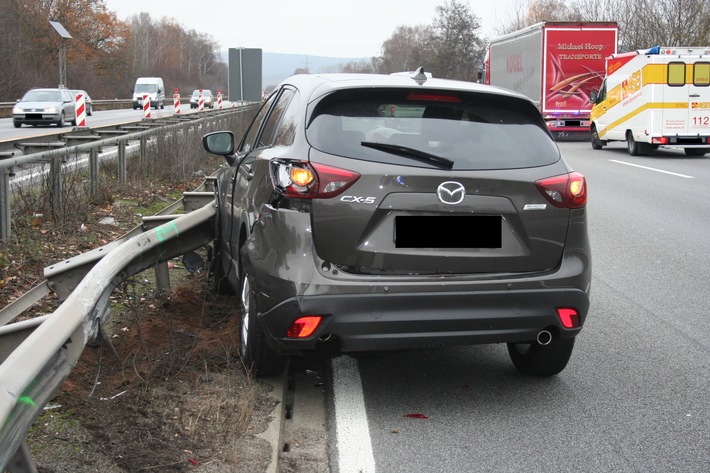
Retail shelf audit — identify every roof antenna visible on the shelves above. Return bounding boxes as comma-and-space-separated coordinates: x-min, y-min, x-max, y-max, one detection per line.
412, 67, 428, 85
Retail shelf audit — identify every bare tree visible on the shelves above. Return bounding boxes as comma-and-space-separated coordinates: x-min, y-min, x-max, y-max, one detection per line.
429, 0, 484, 81
568, 0, 710, 51
377, 1, 486, 80
378, 25, 435, 74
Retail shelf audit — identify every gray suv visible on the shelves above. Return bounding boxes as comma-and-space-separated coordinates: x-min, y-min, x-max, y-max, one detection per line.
203, 70, 591, 377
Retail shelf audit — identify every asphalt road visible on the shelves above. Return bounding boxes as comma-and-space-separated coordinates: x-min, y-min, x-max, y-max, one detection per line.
326, 141, 710, 472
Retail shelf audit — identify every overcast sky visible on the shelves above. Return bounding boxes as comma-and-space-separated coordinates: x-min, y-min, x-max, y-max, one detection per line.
103, 0, 517, 58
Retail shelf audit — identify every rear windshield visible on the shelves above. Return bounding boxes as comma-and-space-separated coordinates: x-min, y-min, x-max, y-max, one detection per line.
307, 88, 560, 170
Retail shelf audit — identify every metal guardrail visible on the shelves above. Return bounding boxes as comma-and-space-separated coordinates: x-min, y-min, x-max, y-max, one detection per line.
0, 188, 218, 472
0, 106, 252, 242
0, 97, 226, 118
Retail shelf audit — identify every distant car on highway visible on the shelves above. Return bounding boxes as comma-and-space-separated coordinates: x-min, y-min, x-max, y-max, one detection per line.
13, 88, 76, 128
190, 89, 214, 109
70, 89, 93, 116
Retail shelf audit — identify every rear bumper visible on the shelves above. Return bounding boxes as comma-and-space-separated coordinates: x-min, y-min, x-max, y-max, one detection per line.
242, 201, 591, 355
259, 288, 589, 354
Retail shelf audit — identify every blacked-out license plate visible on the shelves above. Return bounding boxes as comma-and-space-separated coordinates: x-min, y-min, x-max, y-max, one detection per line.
395, 216, 501, 248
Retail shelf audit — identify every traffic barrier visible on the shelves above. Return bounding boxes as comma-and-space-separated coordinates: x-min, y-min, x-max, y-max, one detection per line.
173, 88, 180, 115
217, 90, 223, 109
143, 94, 150, 119
198, 89, 204, 112
75, 93, 86, 127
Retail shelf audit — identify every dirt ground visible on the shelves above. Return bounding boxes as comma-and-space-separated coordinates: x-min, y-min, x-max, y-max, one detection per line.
24, 271, 282, 472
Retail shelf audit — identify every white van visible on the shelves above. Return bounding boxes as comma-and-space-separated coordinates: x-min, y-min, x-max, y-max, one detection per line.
132, 77, 165, 110
590, 46, 710, 156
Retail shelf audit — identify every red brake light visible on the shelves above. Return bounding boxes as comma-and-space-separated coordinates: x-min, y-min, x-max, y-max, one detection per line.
286, 316, 322, 338
272, 161, 360, 199
557, 308, 580, 329
535, 172, 587, 209
406, 92, 461, 102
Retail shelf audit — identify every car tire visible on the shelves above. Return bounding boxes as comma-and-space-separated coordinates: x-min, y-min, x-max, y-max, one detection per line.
591, 125, 604, 150
627, 131, 651, 156
507, 336, 575, 376
87, 105, 92, 116
239, 260, 287, 377
13, 121, 21, 128
684, 148, 707, 156
70, 115, 77, 126
56, 112, 65, 127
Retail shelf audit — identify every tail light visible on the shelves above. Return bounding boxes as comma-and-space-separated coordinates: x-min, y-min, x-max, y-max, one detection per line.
535, 172, 587, 209
271, 160, 360, 199
286, 316, 322, 338
557, 308, 580, 329
652, 137, 669, 144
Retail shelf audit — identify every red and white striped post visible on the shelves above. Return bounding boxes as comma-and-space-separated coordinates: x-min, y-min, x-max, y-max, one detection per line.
75, 93, 86, 127
173, 88, 180, 115
217, 90, 223, 109
143, 94, 151, 119
198, 89, 204, 112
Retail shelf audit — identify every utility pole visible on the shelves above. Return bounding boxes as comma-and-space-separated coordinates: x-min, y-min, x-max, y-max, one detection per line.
49, 21, 72, 88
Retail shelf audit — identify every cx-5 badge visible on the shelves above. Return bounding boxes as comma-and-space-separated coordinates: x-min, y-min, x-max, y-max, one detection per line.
437, 181, 465, 205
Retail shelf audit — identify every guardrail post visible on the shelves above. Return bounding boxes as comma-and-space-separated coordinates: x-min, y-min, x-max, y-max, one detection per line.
154, 263, 170, 293
0, 167, 10, 243
140, 133, 148, 172
118, 140, 127, 184
8, 441, 38, 473
89, 147, 99, 198
50, 155, 63, 221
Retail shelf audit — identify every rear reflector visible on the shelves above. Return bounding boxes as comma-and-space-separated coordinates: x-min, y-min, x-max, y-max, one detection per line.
557, 308, 580, 329
286, 316, 322, 338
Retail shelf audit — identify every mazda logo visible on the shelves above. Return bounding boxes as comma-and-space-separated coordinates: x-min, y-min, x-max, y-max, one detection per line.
437, 181, 465, 205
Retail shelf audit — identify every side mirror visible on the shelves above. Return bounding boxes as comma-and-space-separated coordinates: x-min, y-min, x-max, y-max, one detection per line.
203, 131, 237, 166
590, 90, 598, 103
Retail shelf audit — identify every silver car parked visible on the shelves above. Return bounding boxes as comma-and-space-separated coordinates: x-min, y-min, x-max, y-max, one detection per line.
203, 70, 591, 378
13, 88, 77, 128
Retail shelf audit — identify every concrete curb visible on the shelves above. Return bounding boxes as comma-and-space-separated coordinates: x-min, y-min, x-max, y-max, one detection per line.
257, 371, 288, 473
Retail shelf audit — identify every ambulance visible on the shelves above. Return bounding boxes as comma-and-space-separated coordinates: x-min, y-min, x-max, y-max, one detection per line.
590, 46, 710, 156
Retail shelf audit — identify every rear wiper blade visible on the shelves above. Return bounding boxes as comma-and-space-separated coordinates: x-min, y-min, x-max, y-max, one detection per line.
360, 141, 454, 170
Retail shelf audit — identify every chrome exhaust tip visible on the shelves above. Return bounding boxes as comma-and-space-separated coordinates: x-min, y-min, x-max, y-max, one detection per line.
536, 330, 552, 346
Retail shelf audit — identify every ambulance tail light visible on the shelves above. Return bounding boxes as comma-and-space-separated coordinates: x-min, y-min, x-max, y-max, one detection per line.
652, 137, 669, 144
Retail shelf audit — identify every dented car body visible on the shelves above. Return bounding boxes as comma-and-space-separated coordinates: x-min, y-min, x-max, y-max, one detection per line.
203, 71, 591, 377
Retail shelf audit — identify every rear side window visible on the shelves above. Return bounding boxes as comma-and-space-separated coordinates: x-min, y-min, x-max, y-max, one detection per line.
306, 88, 559, 170
694, 62, 710, 86
668, 62, 686, 86
239, 93, 277, 153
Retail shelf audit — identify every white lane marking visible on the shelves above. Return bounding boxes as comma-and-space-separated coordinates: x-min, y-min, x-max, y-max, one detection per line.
609, 160, 695, 179
332, 355, 376, 473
